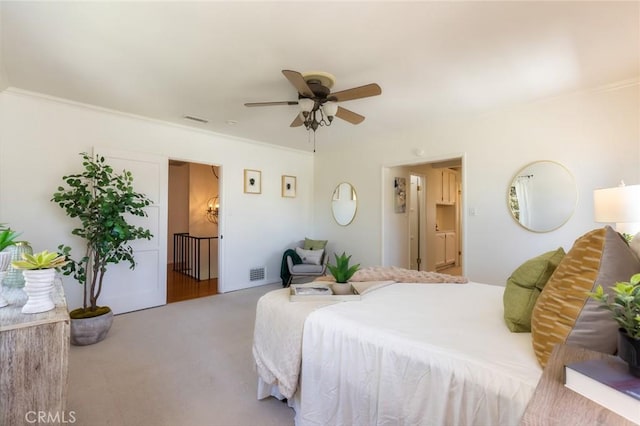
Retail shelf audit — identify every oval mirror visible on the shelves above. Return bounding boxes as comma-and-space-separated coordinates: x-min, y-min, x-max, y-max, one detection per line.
508, 161, 577, 233
332, 182, 358, 226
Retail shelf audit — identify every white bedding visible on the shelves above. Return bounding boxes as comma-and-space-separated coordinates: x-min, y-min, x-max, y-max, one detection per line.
253, 281, 543, 426
253, 281, 397, 399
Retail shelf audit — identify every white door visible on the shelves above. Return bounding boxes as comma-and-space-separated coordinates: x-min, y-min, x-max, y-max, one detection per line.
409, 175, 424, 270
95, 148, 168, 314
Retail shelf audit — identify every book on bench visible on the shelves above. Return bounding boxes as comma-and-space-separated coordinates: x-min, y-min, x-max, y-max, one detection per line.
564, 356, 640, 423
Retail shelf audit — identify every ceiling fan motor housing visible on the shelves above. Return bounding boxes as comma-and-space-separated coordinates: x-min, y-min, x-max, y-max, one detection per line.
305, 80, 331, 101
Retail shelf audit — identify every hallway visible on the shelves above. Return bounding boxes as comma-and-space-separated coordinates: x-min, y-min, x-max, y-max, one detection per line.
167, 265, 218, 303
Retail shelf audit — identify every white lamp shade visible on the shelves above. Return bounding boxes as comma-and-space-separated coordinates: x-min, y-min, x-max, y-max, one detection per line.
298, 98, 314, 113
593, 184, 640, 223
323, 101, 338, 117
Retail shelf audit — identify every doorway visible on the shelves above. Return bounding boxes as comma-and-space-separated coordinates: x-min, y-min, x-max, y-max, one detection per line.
383, 157, 463, 275
167, 160, 221, 303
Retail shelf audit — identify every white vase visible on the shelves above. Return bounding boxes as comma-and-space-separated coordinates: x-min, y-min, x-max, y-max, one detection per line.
332, 282, 353, 295
21, 269, 56, 314
0, 252, 10, 308
0, 251, 11, 271
0, 271, 7, 308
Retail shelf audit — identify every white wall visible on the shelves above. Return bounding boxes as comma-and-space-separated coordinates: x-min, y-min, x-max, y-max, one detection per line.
0, 4, 8, 93
168, 162, 189, 263
313, 81, 640, 286
0, 89, 314, 309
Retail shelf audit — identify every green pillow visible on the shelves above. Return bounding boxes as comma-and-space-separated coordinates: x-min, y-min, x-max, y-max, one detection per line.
503, 247, 565, 332
304, 238, 328, 250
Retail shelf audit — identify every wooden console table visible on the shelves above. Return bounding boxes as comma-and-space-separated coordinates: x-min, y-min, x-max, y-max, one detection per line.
521, 344, 638, 426
0, 279, 70, 425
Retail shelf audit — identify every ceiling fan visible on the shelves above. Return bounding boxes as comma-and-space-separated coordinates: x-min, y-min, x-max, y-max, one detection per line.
244, 70, 382, 132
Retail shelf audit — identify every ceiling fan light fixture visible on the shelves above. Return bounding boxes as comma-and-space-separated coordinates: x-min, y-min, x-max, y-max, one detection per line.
323, 101, 338, 118
298, 98, 314, 113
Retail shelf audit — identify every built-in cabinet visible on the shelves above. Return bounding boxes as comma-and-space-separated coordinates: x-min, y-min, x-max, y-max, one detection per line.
435, 231, 457, 268
436, 168, 457, 205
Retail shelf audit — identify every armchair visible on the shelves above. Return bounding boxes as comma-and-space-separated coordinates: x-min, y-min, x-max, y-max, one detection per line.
281, 240, 329, 287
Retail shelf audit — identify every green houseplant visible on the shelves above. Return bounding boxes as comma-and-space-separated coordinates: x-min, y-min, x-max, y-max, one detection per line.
327, 252, 360, 295
0, 225, 21, 270
0, 224, 21, 307
52, 152, 153, 345
11, 250, 68, 314
0, 225, 20, 253
590, 273, 640, 377
11, 250, 68, 270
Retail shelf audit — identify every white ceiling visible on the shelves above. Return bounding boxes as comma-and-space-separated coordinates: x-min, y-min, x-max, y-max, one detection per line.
1, 1, 638, 152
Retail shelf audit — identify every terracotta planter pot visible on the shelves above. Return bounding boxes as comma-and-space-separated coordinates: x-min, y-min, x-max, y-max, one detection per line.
70, 308, 114, 346
618, 329, 640, 378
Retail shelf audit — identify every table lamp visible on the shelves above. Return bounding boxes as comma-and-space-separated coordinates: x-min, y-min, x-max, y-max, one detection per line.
593, 182, 640, 235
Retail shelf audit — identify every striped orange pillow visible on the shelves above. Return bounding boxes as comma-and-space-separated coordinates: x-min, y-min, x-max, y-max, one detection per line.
531, 226, 640, 367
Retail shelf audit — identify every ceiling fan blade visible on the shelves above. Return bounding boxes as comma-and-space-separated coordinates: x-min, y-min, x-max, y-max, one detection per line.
244, 101, 298, 107
335, 106, 365, 125
290, 114, 303, 127
329, 83, 382, 102
282, 70, 315, 98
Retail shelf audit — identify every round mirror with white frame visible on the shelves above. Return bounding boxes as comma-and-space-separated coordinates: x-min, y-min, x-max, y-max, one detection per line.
508, 160, 577, 233
332, 182, 357, 226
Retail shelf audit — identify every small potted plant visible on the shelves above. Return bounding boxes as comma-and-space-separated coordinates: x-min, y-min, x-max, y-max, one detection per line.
327, 252, 360, 295
589, 273, 640, 377
0, 224, 21, 308
11, 250, 68, 314
0, 224, 20, 268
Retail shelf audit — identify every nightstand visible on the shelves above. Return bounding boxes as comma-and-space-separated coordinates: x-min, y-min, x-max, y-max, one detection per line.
521, 344, 638, 425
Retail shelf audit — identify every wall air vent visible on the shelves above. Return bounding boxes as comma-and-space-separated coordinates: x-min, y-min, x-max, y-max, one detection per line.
183, 115, 209, 124
249, 267, 266, 282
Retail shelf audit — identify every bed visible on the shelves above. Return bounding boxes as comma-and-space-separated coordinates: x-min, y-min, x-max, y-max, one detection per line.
253, 227, 640, 425
253, 280, 542, 426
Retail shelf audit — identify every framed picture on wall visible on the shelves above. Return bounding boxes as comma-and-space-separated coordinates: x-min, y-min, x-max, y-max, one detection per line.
244, 169, 262, 194
394, 177, 406, 213
282, 175, 296, 198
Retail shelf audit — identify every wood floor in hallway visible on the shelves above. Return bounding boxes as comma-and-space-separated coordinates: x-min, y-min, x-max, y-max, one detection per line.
166, 264, 218, 303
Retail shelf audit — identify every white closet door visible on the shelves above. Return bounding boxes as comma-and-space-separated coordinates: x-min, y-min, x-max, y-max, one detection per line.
94, 148, 168, 314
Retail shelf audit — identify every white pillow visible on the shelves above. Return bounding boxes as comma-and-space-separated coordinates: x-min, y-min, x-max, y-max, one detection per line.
295, 247, 324, 265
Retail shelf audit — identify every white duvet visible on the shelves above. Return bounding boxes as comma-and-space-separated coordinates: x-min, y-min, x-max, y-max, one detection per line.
295, 282, 542, 426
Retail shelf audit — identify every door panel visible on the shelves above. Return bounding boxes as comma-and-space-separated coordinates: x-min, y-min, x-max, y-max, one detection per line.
95, 148, 168, 314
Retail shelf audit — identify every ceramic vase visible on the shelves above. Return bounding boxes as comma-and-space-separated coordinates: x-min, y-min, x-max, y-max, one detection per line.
21, 269, 56, 314
0, 252, 11, 307
332, 282, 353, 295
4, 241, 33, 288
0, 271, 7, 308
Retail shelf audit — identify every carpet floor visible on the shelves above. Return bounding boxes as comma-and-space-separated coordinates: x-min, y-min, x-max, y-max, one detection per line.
67, 283, 295, 426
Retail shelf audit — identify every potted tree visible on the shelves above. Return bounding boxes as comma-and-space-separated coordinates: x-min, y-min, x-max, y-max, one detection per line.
52, 152, 153, 345
590, 273, 640, 377
11, 250, 68, 314
327, 252, 360, 295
